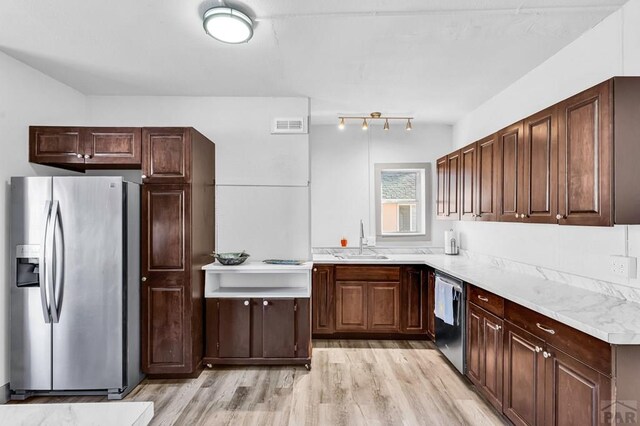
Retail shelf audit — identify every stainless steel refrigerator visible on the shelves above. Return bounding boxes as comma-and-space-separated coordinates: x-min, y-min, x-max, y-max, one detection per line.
10, 176, 143, 400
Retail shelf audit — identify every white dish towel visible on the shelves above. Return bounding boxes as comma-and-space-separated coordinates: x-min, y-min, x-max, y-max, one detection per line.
435, 275, 456, 325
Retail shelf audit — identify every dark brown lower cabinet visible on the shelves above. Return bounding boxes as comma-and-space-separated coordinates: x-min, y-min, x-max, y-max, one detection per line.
466, 303, 503, 411
503, 322, 546, 426
312, 265, 335, 334
204, 298, 311, 366
427, 269, 435, 339
367, 282, 400, 332
335, 281, 368, 331
335, 280, 400, 333
401, 266, 428, 334
544, 345, 611, 426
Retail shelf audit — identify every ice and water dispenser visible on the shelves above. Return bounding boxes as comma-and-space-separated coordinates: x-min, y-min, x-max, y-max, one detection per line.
15, 244, 41, 287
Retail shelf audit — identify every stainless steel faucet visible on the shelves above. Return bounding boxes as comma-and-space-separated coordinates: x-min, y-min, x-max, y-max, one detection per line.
359, 219, 365, 255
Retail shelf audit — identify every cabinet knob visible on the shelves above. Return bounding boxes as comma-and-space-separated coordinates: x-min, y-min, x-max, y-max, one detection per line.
313, 268, 317, 272
76, 154, 83, 159
244, 300, 249, 306
556, 214, 565, 220
543, 351, 553, 359
535, 346, 542, 353
141, 174, 147, 179
141, 277, 147, 282
495, 325, 502, 331
515, 213, 519, 218
263, 300, 269, 306
84, 154, 91, 159
521, 214, 528, 219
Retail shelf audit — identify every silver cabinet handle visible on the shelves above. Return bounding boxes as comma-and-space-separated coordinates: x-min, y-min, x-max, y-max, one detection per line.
84, 154, 91, 159
244, 300, 250, 306
263, 300, 269, 306
477, 295, 489, 302
535, 346, 542, 353
141, 277, 147, 282
76, 154, 83, 158
543, 351, 553, 359
536, 323, 556, 334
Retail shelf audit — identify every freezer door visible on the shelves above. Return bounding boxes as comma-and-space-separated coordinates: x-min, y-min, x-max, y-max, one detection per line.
10, 177, 53, 391
51, 177, 125, 390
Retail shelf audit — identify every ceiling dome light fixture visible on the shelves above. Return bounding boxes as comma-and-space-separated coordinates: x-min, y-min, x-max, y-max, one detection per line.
338, 112, 414, 131
203, 6, 254, 44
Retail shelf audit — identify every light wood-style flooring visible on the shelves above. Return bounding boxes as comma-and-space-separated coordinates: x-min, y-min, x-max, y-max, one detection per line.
20, 340, 505, 425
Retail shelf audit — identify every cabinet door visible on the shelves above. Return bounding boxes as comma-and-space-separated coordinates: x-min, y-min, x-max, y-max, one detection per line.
141, 185, 191, 373
447, 150, 461, 219
498, 122, 525, 222
83, 127, 141, 166
312, 265, 334, 334
544, 346, 611, 426
503, 322, 545, 426
460, 143, 477, 220
558, 81, 613, 226
368, 281, 400, 332
476, 135, 498, 222
523, 109, 557, 224
427, 270, 435, 339
142, 285, 186, 372
467, 303, 484, 386
29, 126, 85, 165
142, 128, 191, 183
401, 267, 427, 333
436, 156, 448, 218
482, 310, 504, 411
335, 281, 367, 331
218, 299, 251, 358
262, 299, 296, 358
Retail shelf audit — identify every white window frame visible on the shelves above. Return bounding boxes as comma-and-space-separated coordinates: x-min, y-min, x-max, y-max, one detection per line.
375, 163, 431, 242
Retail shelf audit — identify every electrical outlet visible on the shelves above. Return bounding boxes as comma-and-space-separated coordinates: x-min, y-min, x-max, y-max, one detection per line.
610, 255, 638, 279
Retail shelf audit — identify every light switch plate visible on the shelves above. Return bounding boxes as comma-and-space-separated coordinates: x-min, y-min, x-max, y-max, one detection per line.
610, 255, 637, 279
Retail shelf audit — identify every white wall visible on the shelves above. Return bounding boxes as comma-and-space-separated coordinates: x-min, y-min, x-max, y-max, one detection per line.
0, 51, 86, 390
310, 123, 452, 248
451, 0, 640, 289
86, 96, 310, 260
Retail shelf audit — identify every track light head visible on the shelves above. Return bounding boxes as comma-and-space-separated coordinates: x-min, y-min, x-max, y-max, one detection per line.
362, 119, 368, 130
383, 119, 390, 131
406, 119, 412, 131
338, 117, 345, 130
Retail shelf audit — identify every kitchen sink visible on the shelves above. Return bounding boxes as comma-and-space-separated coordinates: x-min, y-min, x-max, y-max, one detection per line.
336, 254, 389, 260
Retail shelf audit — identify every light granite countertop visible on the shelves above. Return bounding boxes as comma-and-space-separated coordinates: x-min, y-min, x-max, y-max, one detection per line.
313, 253, 640, 345
0, 402, 153, 426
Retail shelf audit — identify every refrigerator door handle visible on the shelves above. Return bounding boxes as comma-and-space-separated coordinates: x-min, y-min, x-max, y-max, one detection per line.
40, 200, 52, 323
51, 201, 64, 323
48, 200, 60, 323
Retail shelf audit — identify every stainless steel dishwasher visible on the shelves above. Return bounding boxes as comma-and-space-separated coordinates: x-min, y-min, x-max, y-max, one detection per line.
434, 271, 465, 374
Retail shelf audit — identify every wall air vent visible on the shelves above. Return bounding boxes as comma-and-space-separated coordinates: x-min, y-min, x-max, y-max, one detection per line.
271, 117, 308, 134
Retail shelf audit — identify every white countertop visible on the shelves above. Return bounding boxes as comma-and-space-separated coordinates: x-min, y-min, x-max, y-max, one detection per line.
313, 253, 640, 345
0, 402, 153, 426
203, 261, 313, 273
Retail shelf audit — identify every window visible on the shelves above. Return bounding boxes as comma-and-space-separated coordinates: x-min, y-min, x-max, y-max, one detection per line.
375, 163, 430, 241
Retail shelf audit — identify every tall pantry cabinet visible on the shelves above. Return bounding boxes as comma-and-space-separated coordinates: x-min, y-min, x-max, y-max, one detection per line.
140, 127, 215, 376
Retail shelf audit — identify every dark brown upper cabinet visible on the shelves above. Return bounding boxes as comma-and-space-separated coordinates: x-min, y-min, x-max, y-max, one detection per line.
557, 81, 612, 226
436, 151, 461, 220
523, 108, 558, 224
437, 77, 640, 226
30, 126, 141, 169
497, 122, 524, 222
436, 156, 448, 218
476, 135, 498, 222
142, 127, 191, 183
460, 142, 477, 221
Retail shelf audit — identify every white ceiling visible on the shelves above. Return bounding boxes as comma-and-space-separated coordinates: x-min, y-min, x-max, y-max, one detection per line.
0, 0, 627, 124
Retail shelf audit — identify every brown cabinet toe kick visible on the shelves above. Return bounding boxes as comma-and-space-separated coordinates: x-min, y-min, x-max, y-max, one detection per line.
203, 357, 311, 367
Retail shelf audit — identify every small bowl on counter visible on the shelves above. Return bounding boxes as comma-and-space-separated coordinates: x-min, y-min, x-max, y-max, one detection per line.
211, 251, 250, 266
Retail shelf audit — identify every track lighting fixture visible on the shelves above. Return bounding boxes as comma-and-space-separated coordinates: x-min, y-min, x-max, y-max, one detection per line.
338, 112, 414, 131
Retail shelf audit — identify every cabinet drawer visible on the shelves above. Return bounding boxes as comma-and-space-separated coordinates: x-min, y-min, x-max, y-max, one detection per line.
468, 285, 504, 317
504, 301, 611, 375
335, 266, 400, 281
